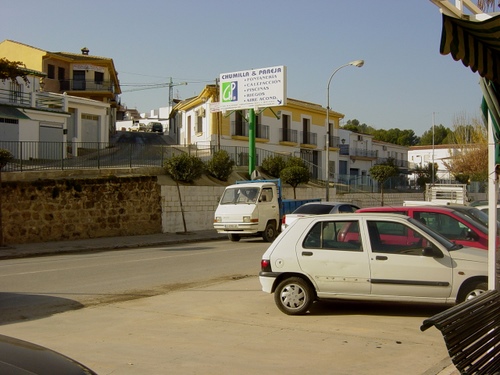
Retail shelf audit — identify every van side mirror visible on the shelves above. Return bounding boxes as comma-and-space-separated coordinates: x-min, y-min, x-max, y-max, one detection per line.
466, 229, 479, 241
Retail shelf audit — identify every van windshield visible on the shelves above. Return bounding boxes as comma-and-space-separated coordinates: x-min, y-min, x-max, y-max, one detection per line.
220, 187, 259, 204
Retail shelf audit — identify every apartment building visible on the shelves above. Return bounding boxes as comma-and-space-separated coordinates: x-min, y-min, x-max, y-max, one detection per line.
0, 39, 120, 139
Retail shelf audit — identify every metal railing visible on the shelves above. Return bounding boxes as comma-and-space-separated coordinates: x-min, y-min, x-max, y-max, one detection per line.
0, 88, 65, 112
59, 79, 115, 92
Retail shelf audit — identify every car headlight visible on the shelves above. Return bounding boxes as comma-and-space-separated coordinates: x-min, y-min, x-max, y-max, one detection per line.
215, 217, 221, 223
243, 216, 251, 223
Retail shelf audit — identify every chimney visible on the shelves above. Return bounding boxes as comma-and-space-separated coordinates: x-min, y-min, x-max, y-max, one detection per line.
81, 47, 89, 55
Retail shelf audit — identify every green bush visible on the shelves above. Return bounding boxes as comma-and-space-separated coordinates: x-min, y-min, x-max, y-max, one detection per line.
261, 155, 286, 177
164, 153, 205, 183
285, 156, 307, 169
0, 148, 13, 169
206, 150, 234, 181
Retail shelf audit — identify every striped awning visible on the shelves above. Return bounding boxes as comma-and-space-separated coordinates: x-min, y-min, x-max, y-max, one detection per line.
441, 13, 500, 84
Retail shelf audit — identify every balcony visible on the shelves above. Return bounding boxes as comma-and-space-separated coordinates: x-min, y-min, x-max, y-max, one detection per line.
231, 122, 269, 139
377, 157, 409, 169
350, 147, 378, 159
0, 88, 65, 113
58, 79, 116, 93
300, 131, 317, 147
279, 128, 298, 143
328, 135, 340, 148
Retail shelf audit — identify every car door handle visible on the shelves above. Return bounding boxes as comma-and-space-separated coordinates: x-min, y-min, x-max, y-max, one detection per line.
376, 255, 388, 260
302, 251, 313, 256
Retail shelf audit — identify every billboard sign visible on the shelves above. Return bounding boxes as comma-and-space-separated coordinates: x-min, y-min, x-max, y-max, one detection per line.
215, 65, 286, 112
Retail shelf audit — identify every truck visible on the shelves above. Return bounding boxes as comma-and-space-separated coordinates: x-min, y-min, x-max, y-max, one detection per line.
213, 179, 321, 242
404, 183, 471, 207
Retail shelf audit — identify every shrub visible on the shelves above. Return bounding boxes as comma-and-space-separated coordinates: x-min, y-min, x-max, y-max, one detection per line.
261, 155, 286, 177
285, 156, 307, 169
164, 153, 204, 183
0, 149, 13, 169
206, 150, 234, 181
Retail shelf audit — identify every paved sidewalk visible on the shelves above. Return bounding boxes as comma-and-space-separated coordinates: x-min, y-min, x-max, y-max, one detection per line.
0, 230, 227, 260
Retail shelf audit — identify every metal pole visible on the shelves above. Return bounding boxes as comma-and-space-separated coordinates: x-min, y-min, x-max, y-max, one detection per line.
432, 112, 435, 184
324, 60, 364, 201
249, 108, 256, 176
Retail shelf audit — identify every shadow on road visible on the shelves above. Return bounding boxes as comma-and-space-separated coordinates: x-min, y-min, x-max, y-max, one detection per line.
0, 293, 84, 325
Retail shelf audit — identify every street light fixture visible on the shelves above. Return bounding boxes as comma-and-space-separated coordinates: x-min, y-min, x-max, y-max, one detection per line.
325, 59, 364, 201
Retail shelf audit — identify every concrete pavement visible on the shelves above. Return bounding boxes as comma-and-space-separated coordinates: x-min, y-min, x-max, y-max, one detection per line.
0, 230, 459, 374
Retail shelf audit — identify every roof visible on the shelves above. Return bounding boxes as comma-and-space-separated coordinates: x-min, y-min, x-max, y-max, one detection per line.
0, 105, 30, 119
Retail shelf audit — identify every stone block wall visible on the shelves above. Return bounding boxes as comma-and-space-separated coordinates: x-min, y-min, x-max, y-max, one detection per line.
1, 176, 162, 245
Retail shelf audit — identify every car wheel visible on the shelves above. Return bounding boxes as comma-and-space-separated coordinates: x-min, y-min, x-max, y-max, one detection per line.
274, 277, 314, 315
262, 222, 276, 242
228, 234, 240, 242
457, 281, 488, 303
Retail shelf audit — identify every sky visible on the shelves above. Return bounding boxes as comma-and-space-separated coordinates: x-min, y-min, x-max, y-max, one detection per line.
2, 1, 489, 137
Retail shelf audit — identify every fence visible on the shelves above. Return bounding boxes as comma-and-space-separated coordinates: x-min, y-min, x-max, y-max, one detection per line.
0, 141, 418, 193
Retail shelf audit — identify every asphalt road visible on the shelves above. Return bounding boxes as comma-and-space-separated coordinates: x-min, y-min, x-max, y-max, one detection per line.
0, 239, 266, 324
0, 239, 454, 374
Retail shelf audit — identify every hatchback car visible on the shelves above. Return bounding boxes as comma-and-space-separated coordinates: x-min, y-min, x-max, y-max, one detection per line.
150, 122, 164, 134
357, 206, 494, 250
260, 213, 488, 315
282, 201, 360, 230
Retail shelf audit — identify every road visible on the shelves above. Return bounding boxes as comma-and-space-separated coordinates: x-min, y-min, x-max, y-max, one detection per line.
0, 239, 267, 324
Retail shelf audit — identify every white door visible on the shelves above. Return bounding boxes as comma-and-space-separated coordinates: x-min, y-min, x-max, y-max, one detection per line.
297, 219, 371, 295
365, 219, 453, 299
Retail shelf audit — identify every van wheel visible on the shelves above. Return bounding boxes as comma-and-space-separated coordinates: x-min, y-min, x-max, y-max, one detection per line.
262, 222, 276, 242
274, 277, 314, 315
457, 281, 487, 303
228, 234, 240, 242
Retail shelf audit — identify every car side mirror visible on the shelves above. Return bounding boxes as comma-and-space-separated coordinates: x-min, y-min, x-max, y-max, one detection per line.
422, 246, 444, 258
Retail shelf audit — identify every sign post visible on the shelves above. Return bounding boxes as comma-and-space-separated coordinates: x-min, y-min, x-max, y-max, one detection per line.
214, 65, 287, 176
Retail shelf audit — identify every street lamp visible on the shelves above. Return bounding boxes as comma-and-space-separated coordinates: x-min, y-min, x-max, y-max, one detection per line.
325, 59, 364, 201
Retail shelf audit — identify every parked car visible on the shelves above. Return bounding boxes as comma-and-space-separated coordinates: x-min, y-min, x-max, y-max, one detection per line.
0, 333, 97, 374
150, 122, 164, 134
357, 206, 494, 250
474, 204, 500, 218
282, 201, 360, 230
259, 213, 488, 315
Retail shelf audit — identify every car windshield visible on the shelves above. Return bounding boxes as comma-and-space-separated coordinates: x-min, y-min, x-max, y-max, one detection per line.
408, 217, 463, 251
293, 204, 335, 215
220, 187, 259, 204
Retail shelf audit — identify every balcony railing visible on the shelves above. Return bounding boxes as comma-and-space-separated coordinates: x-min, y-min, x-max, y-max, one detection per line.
279, 128, 298, 143
328, 135, 340, 148
59, 79, 115, 93
230, 122, 269, 139
351, 148, 378, 158
0, 88, 65, 112
300, 131, 317, 146
377, 157, 409, 169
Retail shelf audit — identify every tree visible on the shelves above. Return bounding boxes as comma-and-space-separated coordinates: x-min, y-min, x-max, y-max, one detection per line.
419, 124, 452, 145
0, 149, 13, 247
0, 58, 29, 85
280, 166, 310, 199
369, 161, 399, 206
414, 163, 439, 190
261, 155, 287, 177
442, 113, 488, 184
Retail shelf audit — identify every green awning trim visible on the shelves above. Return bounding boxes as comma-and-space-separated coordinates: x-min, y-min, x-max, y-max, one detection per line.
441, 13, 500, 83
0, 105, 31, 120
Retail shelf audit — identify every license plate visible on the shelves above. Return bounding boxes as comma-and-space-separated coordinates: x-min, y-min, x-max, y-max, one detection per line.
225, 224, 237, 229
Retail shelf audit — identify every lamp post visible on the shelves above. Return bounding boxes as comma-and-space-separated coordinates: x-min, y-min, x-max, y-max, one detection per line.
325, 59, 364, 201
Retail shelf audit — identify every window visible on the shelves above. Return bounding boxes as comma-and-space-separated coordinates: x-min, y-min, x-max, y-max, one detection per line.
47, 64, 55, 79
260, 188, 273, 202
282, 114, 290, 141
196, 115, 203, 133
58, 67, 65, 80
303, 220, 362, 251
94, 71, 104, 84
302, 118, 310, 143
367, 220, 427, 255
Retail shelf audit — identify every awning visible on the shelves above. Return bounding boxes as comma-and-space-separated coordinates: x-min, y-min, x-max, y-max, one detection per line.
440, 13, 500, 161
441, 13, 500, 83
0, 105, 31, 120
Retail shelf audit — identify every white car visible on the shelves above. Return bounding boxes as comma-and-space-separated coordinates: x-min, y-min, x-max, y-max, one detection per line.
260, 213, 488, 315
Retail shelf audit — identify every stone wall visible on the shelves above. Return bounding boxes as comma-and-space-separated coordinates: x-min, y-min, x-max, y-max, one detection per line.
2, 168, 462, 244
1, 176, 162, 245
